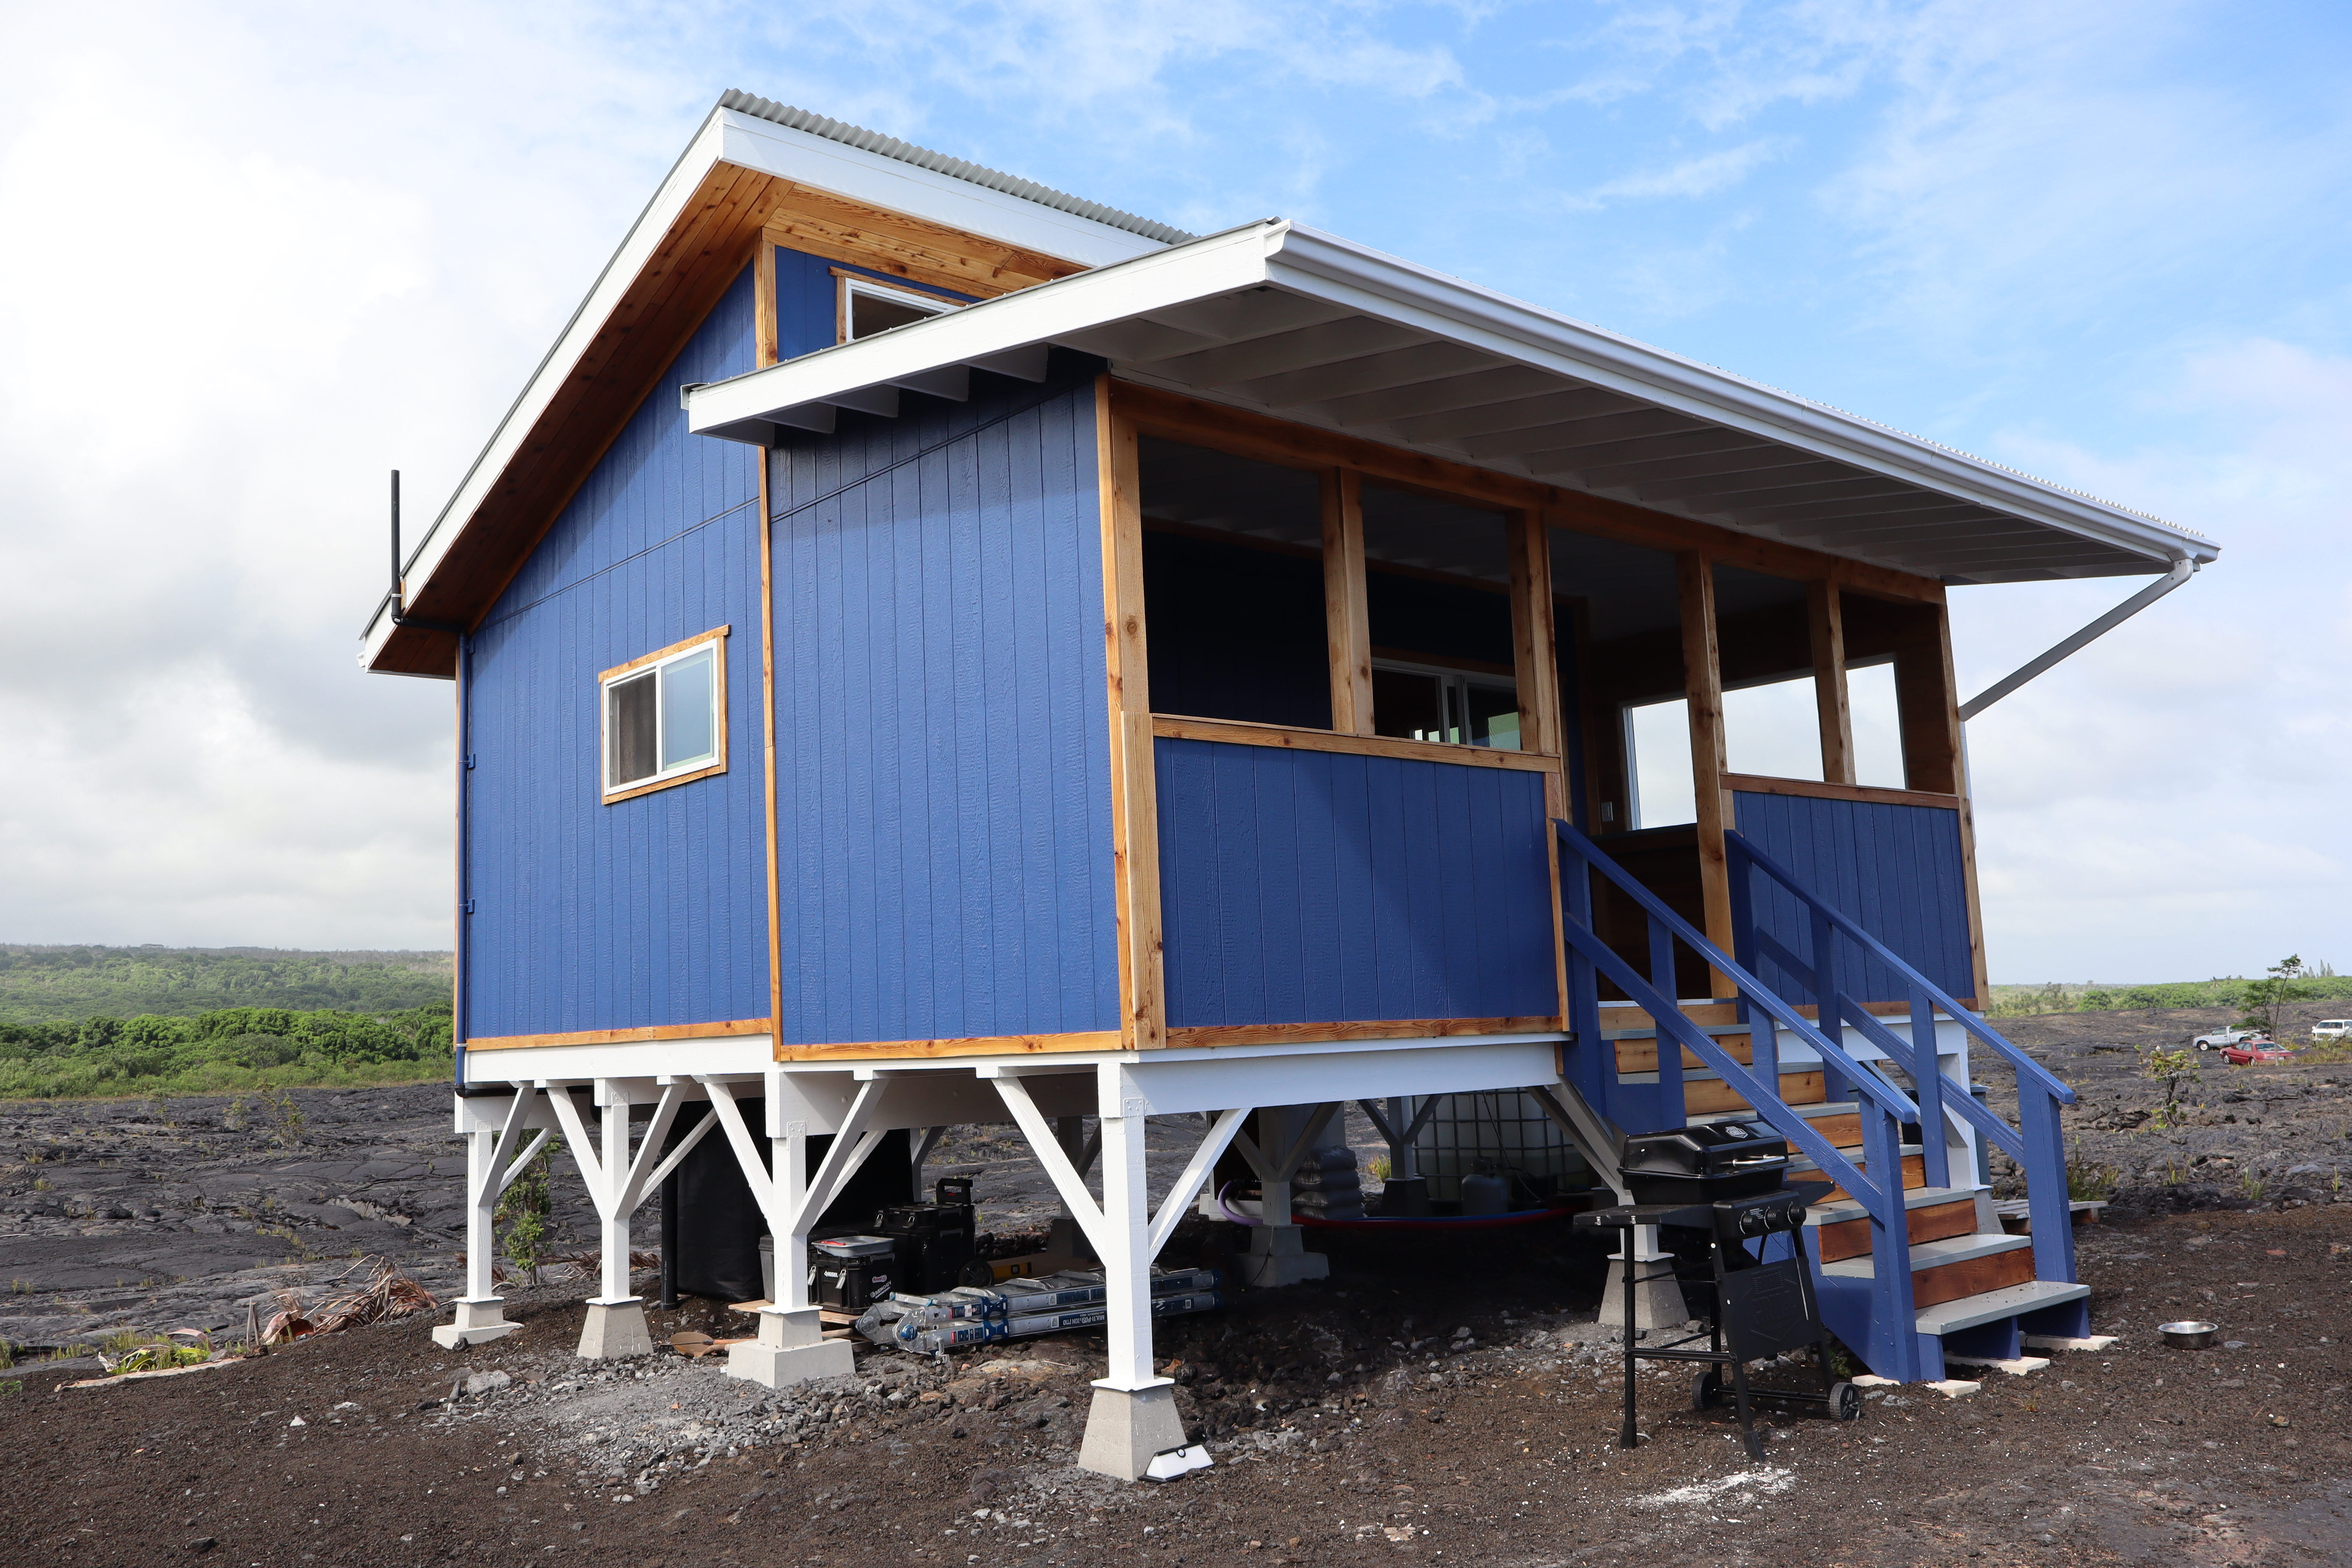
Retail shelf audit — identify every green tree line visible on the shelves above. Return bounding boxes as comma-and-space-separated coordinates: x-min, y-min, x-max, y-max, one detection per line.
0, 1003, 453, 1099
0, 944, 452, 1025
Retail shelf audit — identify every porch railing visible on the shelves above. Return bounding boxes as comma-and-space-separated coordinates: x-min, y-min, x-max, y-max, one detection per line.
1724, 829, 2079, 1285
1554, 819, 1929, 1381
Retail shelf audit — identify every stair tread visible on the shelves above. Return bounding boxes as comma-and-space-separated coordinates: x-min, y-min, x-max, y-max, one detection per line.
1820, 1230, 2029, 1279
1914, 1279, 2092, 1337
1788, 1142, 1924, 1174
1804, 1185, 1984, 1223
1690, 1100, 1856, 1126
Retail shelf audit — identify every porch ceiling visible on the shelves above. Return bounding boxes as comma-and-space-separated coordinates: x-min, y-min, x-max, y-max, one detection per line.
685, 221, 2217, 586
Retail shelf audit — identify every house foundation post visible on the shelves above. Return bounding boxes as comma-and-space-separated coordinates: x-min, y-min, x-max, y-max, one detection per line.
578, 1083, 653, 1359
1078, 1112, 1186, 1479
1600, 1222, 1688, 1332
711, 1073, 857, 1389
434, 1113, 523, 1347
1240, 1104, 1331, 1288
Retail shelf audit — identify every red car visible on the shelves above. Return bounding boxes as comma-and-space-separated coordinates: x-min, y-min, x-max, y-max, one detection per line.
2221, 1041, 2297, 1065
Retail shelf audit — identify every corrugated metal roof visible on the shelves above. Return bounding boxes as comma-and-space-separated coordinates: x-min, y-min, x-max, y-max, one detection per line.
719, 90, 1197, 247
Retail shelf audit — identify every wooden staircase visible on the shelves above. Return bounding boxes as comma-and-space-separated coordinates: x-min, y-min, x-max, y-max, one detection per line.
1559, 821, 2092, 1381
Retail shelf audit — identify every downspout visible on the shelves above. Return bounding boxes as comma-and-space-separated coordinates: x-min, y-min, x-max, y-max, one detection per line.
1958, 556, 2197, 721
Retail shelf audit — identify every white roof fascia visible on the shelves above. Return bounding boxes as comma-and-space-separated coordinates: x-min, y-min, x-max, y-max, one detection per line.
1263, 228, 2216, 572
363, 108, 1177, 662
687, 220, 2217, 579
686, 221, 1285, 439
710, 110, 1169, 272
364, 109, 740, 655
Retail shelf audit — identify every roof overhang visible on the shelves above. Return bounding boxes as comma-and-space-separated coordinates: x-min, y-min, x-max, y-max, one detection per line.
361, 105, 1174, 678
687, 220, 2218, 587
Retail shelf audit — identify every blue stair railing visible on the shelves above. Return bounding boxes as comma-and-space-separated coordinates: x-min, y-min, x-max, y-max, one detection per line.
1724, 829, 2081, 1288
1555, 819, 1931, 1381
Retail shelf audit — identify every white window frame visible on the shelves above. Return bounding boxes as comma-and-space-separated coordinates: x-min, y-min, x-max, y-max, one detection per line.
834, 271, 962, 344
599, 626, 729, 804
1370, 656, 1521, 751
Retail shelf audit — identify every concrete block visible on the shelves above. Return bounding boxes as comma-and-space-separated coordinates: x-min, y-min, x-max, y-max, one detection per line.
1077, 1381, 1189, 1481
1942, 1354, 2051, 1376
1924, 1379, 1982, 1398
575, 1299, 654, 1360
722, 1306, 854, 1389
1239, 1225, 1328, 1288
2022, 1334, 2117, 1352
1599, 1247, 1688, 1333
431, 1296, 521, 1349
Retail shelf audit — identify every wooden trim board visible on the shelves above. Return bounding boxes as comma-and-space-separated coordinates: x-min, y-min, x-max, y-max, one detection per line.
1321, 468, 1373, 735
1720, 773, 1962, 809
777, 1030, 1122, 1063
467, 1017, 775, 1052
1166, 1016, 1563, 1050
1151, 714, 1560, 772
599, 624, 731, 684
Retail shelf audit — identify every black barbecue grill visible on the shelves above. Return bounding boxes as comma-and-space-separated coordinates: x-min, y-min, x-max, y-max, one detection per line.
1618, 1120, 1790, 1204
1575, 1180, 1858, 1459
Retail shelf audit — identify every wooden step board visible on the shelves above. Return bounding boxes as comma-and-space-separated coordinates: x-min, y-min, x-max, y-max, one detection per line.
1822, 1233, 2036, 1310
1681, 1071, 1825, 1116
1810, 1191, 1981, 1263
1613, 1034, 1756, 1074
1796, 1151, 1927, 1202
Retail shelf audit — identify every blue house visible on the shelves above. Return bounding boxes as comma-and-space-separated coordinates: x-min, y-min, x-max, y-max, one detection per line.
365, 93, 2217, 1477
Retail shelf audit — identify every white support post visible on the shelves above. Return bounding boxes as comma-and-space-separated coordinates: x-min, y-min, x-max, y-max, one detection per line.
1601, 1222, 1689, 1334
1076, 1112, 1189, 1480
434, 1086, 535, 1348
700, 1074, 862, 1390
1228, 1104, 1334, 1288
548, 1079, 656, 1359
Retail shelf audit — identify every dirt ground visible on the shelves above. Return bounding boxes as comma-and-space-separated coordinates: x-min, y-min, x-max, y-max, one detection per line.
3, 1003, 2350, 1565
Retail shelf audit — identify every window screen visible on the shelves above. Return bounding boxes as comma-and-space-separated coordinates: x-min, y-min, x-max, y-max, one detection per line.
608, 671, 658, 788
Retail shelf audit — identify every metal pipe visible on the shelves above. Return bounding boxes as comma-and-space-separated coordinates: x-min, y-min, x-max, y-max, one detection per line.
1958, 558, 2196, 721
389, 469, 468, 636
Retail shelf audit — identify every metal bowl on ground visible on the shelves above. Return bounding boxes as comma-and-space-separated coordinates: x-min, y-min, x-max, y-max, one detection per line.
2159, 1320, 2218, 1350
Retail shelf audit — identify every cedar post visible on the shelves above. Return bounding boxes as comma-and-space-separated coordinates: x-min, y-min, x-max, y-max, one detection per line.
1097, 378, 1165, 1049
1677, 552, 1736, 996
1808, 579, 1856, 786
1321, 469, 1373, 735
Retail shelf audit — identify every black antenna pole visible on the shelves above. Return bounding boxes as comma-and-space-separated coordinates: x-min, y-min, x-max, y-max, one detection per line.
387, 467, 466, 637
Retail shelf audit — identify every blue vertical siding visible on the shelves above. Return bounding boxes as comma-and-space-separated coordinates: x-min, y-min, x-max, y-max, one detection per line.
1157, 739, 1559, 1027
462, 267, 767, 1039
1732, 791, 1973, 1001
770, 358, 1116, 1045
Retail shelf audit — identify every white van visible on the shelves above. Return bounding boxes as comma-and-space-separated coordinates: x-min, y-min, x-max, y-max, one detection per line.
2313, 1020, 2352, 1041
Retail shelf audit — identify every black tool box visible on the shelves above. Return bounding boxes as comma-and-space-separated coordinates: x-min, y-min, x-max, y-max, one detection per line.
1618, 1119, 1790, 1204
809, 1234, 899, 1311
873, 1177, 978, 1295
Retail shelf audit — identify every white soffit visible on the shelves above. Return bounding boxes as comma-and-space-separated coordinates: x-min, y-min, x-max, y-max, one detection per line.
362, 104, 1176, 663
687, 221, 2220, 585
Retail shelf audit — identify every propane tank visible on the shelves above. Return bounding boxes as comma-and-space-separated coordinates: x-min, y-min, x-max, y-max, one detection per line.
1457, 1164, 1509, 1216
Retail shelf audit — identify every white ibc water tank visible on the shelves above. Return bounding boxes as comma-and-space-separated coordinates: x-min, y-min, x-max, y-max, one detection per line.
1408, 1091, 1594, 1203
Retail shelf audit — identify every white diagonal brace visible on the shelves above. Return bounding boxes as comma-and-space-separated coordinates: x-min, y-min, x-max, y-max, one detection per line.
992, 1073, 1111, 1258
625, 1112, 716, 1216
791, 1080, 885, 1236
544, 1085, 608, 1211
1229, 1125, 1275, 1185
485, 1085, 535, 1190
1146, 1107, 1249, 1261
616, 1084, 686, 1214
494, 1129, 553, 1196
701, 1078, 788, 1240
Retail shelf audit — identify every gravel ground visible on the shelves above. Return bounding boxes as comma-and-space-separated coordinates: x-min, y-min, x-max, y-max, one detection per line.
4, 1006, 2351, 1564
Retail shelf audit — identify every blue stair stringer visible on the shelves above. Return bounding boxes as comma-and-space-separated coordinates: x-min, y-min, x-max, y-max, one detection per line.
1554, 820, 2089, 1381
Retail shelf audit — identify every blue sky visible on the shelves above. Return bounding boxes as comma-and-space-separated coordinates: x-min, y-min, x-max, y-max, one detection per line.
1, 1, 2346, 980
